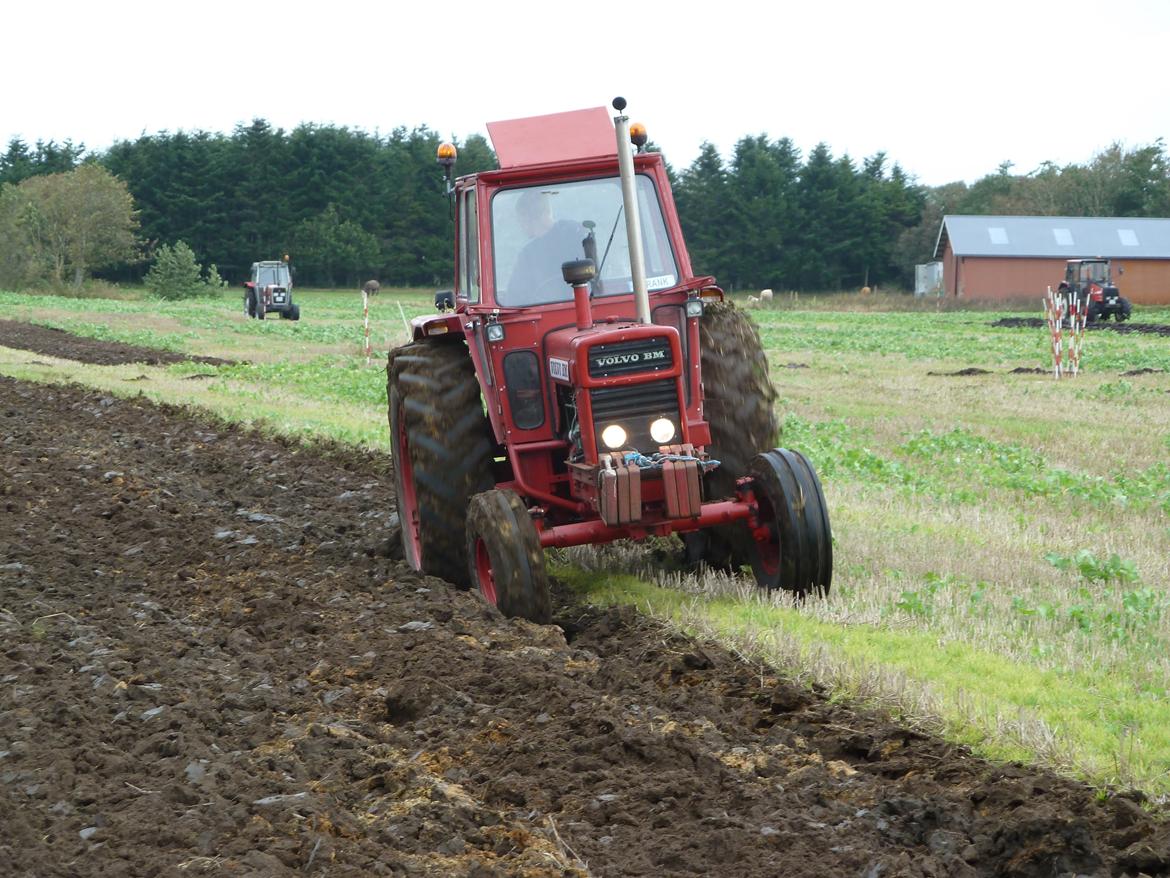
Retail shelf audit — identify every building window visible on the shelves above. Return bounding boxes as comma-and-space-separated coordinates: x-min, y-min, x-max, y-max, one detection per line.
987, 227, 1008, 245
1118, 229, 1139, 247
1053, 228, 1073, 246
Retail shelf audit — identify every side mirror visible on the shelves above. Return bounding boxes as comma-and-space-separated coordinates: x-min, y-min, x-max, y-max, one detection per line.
434, 290, 455, 311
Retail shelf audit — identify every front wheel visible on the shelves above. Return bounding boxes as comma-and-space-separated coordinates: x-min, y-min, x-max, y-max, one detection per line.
465, 489, 550, 623
747, 448, 832, 596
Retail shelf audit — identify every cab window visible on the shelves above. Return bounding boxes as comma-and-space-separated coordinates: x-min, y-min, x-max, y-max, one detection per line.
460, 191, 481, 303
491, 175, 679, 307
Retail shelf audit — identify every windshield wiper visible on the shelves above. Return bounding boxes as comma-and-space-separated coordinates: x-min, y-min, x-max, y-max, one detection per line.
597, 204, 623, 279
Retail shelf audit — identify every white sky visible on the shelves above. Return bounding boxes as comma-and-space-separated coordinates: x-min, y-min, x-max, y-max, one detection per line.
3, 0, 1168, 188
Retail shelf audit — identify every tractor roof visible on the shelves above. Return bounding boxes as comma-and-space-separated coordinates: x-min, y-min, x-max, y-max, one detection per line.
486, 107, 616, 169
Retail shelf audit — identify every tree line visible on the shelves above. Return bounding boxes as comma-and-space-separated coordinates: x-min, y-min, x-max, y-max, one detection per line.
1, 122, 1168, 293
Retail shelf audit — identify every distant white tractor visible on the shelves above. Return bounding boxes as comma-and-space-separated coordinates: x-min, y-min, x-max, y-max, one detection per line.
244, 259, 300, 320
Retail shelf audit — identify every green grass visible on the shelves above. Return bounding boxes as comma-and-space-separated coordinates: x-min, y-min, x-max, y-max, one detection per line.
553, 564, 1170, 784
3, 286, 1170, 793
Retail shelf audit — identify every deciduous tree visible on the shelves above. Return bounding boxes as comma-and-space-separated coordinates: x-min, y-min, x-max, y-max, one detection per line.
0, 164, 138, 287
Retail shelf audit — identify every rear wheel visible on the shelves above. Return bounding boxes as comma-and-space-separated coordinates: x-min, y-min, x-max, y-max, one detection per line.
1117, 298, 1132, 322
747, 448, 832, 596
387, 339, 495, 586
289, 303, 300, 321
465, 489, 550, 623
245, 289, 258, 318
1087, 302, 1104, 323
686, 300, 779, 569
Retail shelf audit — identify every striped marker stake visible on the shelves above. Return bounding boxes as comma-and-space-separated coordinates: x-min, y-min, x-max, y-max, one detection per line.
359, 280, 381, 366
1043, 287, 1062, 379
1043, 287, 1088, 379
362, 289, 371, 365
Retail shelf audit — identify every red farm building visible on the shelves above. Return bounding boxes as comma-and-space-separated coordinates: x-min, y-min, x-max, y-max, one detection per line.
933, 215, 1170, 304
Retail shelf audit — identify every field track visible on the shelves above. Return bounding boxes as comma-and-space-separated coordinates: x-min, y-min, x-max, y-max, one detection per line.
2, 326, 1169, 876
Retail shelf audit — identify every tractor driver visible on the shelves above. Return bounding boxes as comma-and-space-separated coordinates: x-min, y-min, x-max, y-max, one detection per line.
505, 189, 586, 306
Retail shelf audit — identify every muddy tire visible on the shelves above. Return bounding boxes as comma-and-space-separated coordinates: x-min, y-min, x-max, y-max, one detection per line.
688, 299, 779, 569
747, 448, 832, 596
465, 489, 550, 623
387, 339, 495, 587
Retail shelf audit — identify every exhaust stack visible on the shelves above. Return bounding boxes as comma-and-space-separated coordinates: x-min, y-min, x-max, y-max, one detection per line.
612, 97, 651, 325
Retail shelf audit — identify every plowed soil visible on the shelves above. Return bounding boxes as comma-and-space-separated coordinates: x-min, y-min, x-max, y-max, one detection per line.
0, 319, 234, 366
2, 327, 1170, 877
992, 317, 1170, 337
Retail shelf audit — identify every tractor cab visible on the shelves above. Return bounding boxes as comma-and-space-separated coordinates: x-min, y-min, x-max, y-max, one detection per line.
429, 107, 715, 507
1064, 258, 1111, 288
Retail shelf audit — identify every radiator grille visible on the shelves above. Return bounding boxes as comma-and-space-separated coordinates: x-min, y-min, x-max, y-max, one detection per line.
591, 379, 680, 452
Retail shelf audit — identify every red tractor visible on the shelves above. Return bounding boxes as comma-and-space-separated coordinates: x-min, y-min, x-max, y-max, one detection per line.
1058, 258, 1131, 322
387, 99, 832, 622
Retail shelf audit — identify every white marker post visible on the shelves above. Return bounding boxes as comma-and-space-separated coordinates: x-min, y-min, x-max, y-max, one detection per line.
361, 280, 380, 366
363, 289, 371, 365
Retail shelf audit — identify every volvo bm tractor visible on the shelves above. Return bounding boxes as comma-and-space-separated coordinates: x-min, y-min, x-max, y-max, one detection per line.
387, 98, 832, 623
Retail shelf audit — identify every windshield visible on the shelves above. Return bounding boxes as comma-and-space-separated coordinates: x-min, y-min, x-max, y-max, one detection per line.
255, 264, 290, 287
491, 175, 679, 307
1078, 262, 1109, 284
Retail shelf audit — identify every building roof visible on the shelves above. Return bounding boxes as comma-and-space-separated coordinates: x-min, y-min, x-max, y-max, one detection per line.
934, 215, 1170, 260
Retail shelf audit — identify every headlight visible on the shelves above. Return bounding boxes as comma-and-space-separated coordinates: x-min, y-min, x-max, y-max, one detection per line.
600, 424, 628, 449
685, 298, 704, 318
649, 417, 676, 444
486, 322, 505, 342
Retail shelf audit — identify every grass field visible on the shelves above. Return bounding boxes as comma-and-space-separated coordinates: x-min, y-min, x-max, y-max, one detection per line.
2, 286, 1169, 795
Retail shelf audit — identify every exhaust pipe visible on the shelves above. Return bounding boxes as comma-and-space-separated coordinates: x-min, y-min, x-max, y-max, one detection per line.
562, 259, 596, 330
612, 97, 650, 325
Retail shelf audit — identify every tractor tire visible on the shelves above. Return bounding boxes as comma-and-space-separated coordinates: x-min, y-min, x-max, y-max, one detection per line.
465, 489, 550, 623
747, 448, 832, 596
245, 289, 258, 319
1117, 298, 1132, 322
1087, 302, 1104, 323
686, 299, 779, 569
257, 300, 266, 320
289, 303, 301, 321
387, 338, 495, 587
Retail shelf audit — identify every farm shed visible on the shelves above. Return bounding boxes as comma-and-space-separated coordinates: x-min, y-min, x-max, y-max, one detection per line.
933, 215, 1170, 304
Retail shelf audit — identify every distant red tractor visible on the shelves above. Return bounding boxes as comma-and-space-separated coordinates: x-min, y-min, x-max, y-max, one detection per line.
1058, 258, 1131, 322
386, 99, 832, 622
